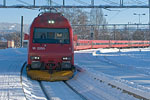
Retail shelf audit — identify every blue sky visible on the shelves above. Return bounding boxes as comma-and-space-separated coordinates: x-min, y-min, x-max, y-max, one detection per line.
0, 0, 149, 24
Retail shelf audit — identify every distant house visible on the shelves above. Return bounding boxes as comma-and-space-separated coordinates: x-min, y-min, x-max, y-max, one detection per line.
7, 40, 14, 48
0, 37, 14, 49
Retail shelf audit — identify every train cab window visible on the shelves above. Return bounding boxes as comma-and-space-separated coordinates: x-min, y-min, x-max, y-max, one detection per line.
56, 33, 63, 38
33, 28, 70, 44
41, 33, 46, 39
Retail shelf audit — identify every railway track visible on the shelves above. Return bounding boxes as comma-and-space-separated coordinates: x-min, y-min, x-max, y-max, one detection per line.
20, 56, 150, 100
94, 54, 150, 100
63, 81, 89, 100
20, 62, 27, 100
20, 62, 47, 100
21, 60, 141, 100
40, 81, 88, 100
20, 62, 87, 100
38, 81, 50, 100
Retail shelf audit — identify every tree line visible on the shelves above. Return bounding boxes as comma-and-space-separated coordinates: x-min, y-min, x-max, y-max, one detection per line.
60, 8, 150, 40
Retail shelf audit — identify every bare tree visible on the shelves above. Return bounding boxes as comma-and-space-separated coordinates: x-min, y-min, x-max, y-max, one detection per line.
59, 8, 90, 39
3, 32, 23, 47
90, 8, 107, 40
132, 30, 145, 40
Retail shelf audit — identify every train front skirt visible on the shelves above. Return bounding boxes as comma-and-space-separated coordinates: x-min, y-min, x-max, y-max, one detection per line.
27, 69, 74, 81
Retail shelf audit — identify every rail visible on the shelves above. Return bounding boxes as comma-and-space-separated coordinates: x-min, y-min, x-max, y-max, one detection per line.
20, 62, 27, 100
93, 54, 150, 100
39, 81, 50, 100
64, 81, 89, 100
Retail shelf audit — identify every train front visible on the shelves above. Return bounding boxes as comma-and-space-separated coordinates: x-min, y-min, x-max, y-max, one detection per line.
27, 12, 75, 81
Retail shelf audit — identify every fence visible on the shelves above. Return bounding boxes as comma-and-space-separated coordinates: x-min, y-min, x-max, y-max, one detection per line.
72, 24, 150, 41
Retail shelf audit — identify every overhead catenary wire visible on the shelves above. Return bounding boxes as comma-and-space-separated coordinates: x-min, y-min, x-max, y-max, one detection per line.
1, 0, 150, 8
123, 0, 148, 5
134, 0, 147, 5
107, 8, 129, 22
102, 0, 119, 5
16, 0, 32, 6
73, 0, 90, 5
13, 0, 150, 6
15, 0, 37, 10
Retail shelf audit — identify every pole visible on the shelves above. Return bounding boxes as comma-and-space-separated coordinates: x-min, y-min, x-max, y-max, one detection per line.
120, 0, 121, 6
50, 0, 52, 6
63, 0, 65, 6
127, 23, 130, 47
33, 0, 35, 6
114, 25, 116, 40
3, 0, 6, 6
137, 24, 139, 30
91, 0, 94, 6
127, 23, 129, 40
149, 0, 150, 40
120, 0, 123, 6
20, 16, 23, 48
138, 14, 141, 24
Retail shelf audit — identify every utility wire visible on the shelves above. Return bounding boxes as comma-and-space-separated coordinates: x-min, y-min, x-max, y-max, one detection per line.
51, 1, 61, 6
123, 0, 147, 5
134, 0, 147, 5
102, 0, 119, 5
12, 0, 150, 7
73, 0, 90, 5
103, 8, 120, 11
16, 0, 31, 6
107, 8, 130, 22
16, 0, 38, 10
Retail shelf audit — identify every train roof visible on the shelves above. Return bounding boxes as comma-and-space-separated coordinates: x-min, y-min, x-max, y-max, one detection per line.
31, 12, 71, 28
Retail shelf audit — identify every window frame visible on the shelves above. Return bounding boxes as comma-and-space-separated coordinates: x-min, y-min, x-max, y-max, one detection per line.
32, 28, 70, 44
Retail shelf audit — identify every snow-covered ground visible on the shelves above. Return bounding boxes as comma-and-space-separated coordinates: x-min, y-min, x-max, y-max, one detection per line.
0, 48, 26, 100
75, 48, 150, 99
0, 48, 150, 100
22, 63, 47, 100
67, 71, 137, 100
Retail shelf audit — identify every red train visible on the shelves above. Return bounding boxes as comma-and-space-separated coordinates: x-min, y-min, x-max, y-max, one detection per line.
74, 40, 150, 50
24, 10, 150, 82
26, 11, 74, 81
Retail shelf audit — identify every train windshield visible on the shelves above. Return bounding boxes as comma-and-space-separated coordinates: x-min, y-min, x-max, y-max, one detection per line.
33, 28, 70, 44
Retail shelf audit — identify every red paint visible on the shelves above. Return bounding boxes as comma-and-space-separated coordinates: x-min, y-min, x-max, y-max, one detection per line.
28, 12, 74, 69
74, 40, 150, 50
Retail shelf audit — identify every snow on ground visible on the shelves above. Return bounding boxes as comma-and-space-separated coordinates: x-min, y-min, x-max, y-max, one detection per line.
41, 81, 84, 100
0, 48, 26, 100
22, 63, 47, 100
95, 48, 150, 87
0, 48, 48, 100
0, 47, 150, 100
67, 71, 137, 100
75, 47, 150, 99
17, 49, 84, 100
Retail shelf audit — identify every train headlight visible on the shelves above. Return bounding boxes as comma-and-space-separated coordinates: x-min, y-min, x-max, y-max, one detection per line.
48, 20, 55, 24
62, 57, 72, 61
30, 56, 40, 60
